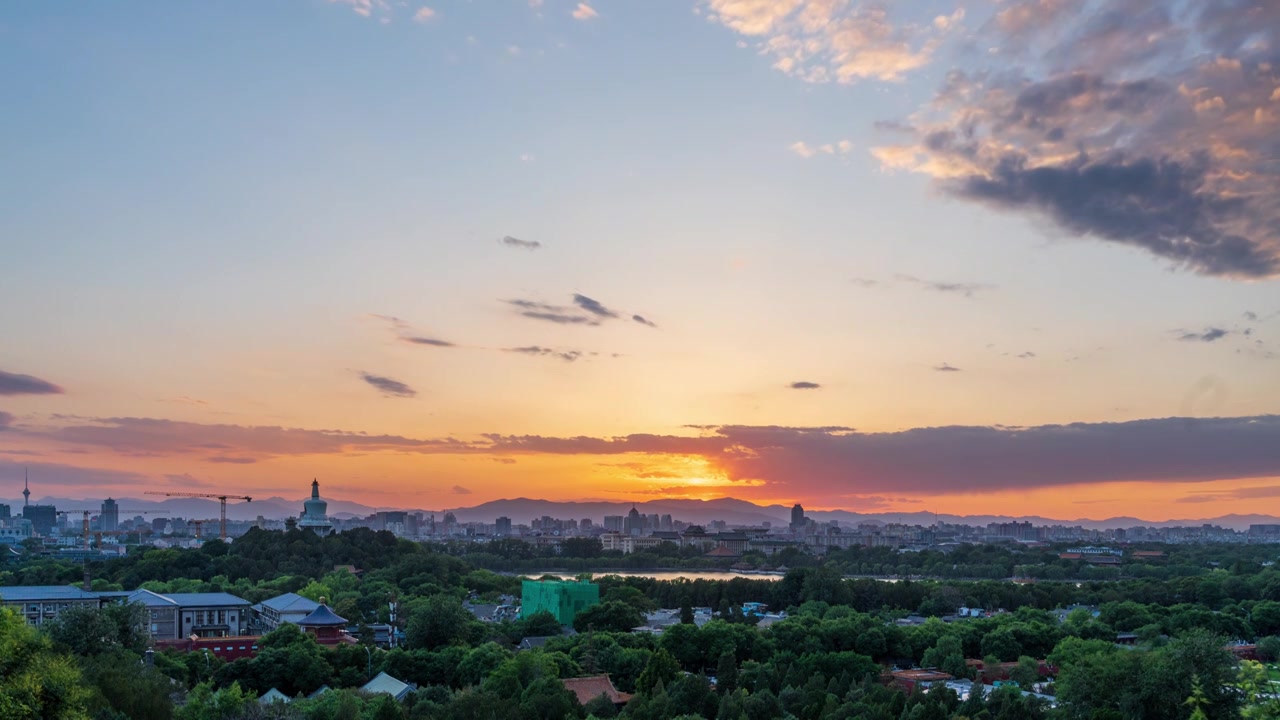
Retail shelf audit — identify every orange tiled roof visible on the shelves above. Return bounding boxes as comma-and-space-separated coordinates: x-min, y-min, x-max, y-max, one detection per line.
562, 675, 633, 705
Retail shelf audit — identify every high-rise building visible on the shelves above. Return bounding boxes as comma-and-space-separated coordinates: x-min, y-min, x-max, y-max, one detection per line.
790, 504, 805, 532
23, 504, 57, 536
100, 498, 119, 532
603, 515, 623, 532
624, 506, 643, 536
580, 518, 593, 530
0, 503, 10, 521
660, 514, 673, 531
495, 517, 512, 536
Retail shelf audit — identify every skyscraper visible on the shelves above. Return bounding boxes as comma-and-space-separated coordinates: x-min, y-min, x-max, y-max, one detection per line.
790, 504, 805, 532
100, 498, 119, 532
495, 516, 512, 536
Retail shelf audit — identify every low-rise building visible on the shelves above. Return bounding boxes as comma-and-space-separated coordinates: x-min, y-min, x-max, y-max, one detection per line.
164, 593, 251, 638
0, 585, 103, 627
251, 592, 320, 632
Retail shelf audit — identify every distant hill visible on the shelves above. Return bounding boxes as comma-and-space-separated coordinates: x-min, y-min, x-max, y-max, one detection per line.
3, 495, 1277, 531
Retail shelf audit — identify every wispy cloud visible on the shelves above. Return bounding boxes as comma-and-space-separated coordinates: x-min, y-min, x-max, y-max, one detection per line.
1177, 327, 1230, 343
572, 294, 619, 319
934, 363, 962, 372
789, 141, 816, 158
402, 336, 456, 348
506, 299, 600, 325
504, 346, 583, 362
413, 7, 435, 22
792, 139, 855, 157
0, 411, 13, 430
360, 372, 417, 398
703, 0, 939, 83
207, 456, 257, 464
372, 314, 456, 348
790, 381, 821, 390
452, 485, 473, 494
506, 295, 655, 329
896, 274, 994, 298
571, 3, 598, 20
0, 370, 65, 396
501, 235, 542, 250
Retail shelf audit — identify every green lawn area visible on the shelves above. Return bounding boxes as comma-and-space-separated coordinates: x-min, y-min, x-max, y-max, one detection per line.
1266, 663, 1280, 684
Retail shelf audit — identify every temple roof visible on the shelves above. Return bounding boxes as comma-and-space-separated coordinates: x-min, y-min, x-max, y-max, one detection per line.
298, 603, 347, 627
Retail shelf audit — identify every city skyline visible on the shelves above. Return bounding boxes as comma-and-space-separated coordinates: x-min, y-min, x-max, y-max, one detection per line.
2, 1, 1279, 520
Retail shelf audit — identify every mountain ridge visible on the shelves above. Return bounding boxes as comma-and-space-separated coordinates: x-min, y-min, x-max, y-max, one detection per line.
6, 495, 1273, 531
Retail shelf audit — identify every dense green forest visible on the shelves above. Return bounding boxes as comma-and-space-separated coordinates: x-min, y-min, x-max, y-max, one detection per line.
4, 528, 1280, 719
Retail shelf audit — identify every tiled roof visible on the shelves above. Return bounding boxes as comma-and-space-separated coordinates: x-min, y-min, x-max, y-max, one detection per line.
128, 589, 179, 607
163, 593, 250, 608
362, 672, 412, 700
298, 604, 347, 627
259, 592, 319, 613
0, 585, 100, 602
562, 676, 632, 706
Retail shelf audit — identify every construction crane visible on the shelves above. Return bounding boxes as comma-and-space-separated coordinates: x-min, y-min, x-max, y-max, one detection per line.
144, 492, 252, 540
57, 509, 156, 550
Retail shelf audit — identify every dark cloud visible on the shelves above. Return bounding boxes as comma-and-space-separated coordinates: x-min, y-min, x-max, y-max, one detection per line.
360, 373, 417, 398
504, 346, 583, 362
505, 299, 600, 326
0, 458, 149, 487
935, 363, 962, 372
507, 295, 653, 328
790, 381, 822, 390
451, 485, 472, 495
501, 235, 542, 250
896, 274, 994, 298
1243, 311, 1258, 322
1177, 327, 1230, 343
951, 154, 1275, 277
1017, 352, 1036, 359
572, 294, 619, 319
401, 336, 456, 348
206, 456, 257, 464
485, 416, 1280, 497
0, 370, 64, 396
874, 0, 1280, 278
33, 416, 475, 459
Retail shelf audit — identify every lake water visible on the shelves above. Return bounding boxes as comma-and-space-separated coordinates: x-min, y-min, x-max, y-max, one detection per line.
522, 570, 786, 582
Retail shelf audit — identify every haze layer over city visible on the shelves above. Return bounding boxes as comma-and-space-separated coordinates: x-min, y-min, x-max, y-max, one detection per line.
3, 0, 1280, 524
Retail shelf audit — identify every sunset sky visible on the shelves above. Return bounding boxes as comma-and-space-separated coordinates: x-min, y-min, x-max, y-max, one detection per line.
2, 0, 1279, 521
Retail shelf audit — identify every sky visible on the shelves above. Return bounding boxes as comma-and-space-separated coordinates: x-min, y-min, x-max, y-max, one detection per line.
2, 0, 1279, 521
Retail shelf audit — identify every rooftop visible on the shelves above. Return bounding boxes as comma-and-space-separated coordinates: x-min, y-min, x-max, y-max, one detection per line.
562, 675, 632, 706
257, 592, 320, 614
298, 603, 348, 627
0, 585, 101, 602
162, 593, 250, 608
361, 672, 413, 700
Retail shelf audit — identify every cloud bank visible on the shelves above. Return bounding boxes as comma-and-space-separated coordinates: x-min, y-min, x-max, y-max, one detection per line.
0, 370, 65, 396
872, 0, 1280, 277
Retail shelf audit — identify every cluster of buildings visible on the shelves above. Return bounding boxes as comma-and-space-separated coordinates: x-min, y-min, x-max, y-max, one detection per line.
0, 582, 378, 658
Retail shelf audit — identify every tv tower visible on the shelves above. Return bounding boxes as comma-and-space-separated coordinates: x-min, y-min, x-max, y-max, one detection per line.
23, 468, 30, 507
